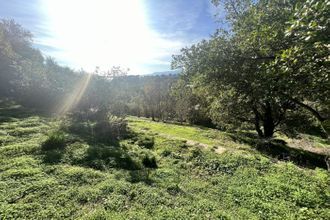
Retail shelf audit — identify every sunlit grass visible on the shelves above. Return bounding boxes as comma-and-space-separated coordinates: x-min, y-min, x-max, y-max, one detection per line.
127, 116, 241, 148
0, 104, 329, 219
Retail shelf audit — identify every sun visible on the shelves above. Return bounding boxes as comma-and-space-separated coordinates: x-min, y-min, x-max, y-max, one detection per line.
40, 0, 165, 74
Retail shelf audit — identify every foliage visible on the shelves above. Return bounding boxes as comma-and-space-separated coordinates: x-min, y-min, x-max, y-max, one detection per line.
272, 0, 330, 132
172, 0, 329, 138
0, 3, 330, 218
0, 20, 85, 111
0, 18, 207, 128
1, 5, 328, 138
171, 78, 212, 126
93, 115, 129, 142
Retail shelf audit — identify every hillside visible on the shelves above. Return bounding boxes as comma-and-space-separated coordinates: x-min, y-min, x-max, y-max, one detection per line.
147, 69, 181, 76
0, 102, 329, 219
1, 1, 329, 219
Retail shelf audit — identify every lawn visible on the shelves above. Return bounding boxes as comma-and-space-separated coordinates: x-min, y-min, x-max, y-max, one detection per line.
0, 105, 329, 219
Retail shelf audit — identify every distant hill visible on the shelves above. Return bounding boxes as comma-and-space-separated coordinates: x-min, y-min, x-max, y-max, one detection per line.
148, 69, 181, 76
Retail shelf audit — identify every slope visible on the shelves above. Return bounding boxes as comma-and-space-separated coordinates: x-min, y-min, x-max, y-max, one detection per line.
0, 102, 329, 219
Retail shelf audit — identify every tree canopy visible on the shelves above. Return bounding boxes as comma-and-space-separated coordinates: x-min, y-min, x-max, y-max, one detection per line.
172, 0, 329, 137
0, 0, 328, 139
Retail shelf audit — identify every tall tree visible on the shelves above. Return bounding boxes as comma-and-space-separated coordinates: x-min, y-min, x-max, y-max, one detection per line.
272, 0, 330, 134
173, 0, 328, 138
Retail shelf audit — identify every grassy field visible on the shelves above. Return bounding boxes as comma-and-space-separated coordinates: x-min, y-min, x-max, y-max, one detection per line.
0, 104, 329, 219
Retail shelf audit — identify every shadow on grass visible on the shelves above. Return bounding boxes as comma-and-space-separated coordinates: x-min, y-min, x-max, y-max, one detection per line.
0, 99, 154, 180
64, 122, 157, 184
0, 99, 49, 124
82, 144, 140, 170
0, 105, 34, 123
41, 138, 155, 185
42, 141, 140, 172
228, 131, 328, 170
162, 120, 216, 129
128, 169, 155, 185
42, 121, 141, 172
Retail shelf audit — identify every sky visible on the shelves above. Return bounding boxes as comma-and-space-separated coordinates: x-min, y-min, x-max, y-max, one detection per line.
0, 0, 222, 74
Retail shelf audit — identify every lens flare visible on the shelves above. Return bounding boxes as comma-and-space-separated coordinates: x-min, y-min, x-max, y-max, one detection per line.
57, 73, 92, 116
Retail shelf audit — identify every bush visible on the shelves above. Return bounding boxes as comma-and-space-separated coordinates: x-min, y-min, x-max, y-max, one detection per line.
66, 109, 130, 143
142, 155, 157, 168
136, 136, 155, 149
84, 145, 139, 170
128, 170, 150, 183
42, 131, 66, 151
189, 148, 202, 160
94, 115, 128, 142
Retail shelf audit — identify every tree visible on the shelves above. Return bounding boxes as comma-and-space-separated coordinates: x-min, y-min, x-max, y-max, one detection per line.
173, 0, 328, 138
272, 0, 330, 135
0, 19, 42, 97
104, 66, 129, 79
171, 78, 211, 125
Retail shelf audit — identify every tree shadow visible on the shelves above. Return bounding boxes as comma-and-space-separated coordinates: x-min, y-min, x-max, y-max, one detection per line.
41, 141, 141, 171
42, 149, 65, 164
228, 131, 328, 169
65, 123, 157, 183
42, 121, 141, 172
81, 144, 140, 170
0, 99, 143, 172
0, 99, 49, 124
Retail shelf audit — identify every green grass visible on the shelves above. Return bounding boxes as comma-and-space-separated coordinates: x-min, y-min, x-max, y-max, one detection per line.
0, 106, 329, 219
127, 117, 242, 148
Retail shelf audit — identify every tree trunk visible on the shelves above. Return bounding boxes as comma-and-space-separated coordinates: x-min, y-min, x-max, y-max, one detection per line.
288, 97, 328, 138
253, 107, 264, 137
289, 97, 326, 122
262, 102, 275, 138
151, 111, 155, 121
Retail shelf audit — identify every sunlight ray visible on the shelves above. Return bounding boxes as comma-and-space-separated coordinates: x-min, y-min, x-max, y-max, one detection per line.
57, 73, 92, 116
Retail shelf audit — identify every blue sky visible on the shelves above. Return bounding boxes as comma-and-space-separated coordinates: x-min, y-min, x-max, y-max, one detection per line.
0, 0, 222, 74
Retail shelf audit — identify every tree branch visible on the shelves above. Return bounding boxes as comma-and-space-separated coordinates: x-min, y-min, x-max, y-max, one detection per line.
289, 97, 326, 122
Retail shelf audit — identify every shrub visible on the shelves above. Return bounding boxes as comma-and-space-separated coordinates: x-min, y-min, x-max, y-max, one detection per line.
94, 115, 128, 142
65, 109, 130, 143
189, 148, 202, 160
142, 155, 157, 168
84, 145, 139, 170
42, 131, 66, 151
136, 136, 155, 149
281, 109, 326, 138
